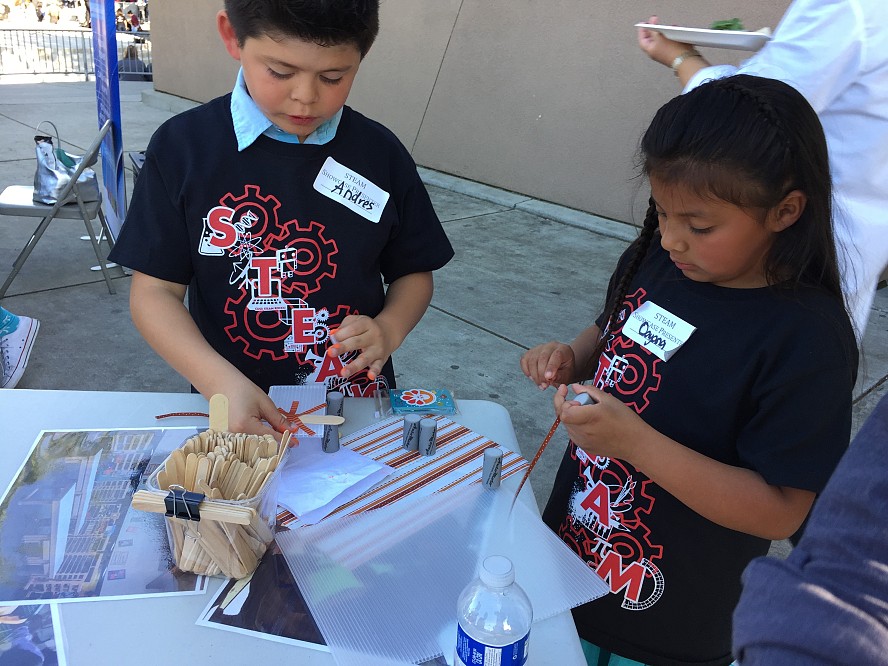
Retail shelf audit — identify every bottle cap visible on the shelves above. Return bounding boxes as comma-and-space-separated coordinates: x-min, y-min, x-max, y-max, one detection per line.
480, 555, 514, 588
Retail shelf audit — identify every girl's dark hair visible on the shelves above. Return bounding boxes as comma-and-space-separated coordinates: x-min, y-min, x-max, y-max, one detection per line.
584, 74, 846, 378
224, 0, 379, 56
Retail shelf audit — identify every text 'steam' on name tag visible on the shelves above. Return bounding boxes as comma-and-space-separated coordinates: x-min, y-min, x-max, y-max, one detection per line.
313, 156, 390, 224
623, 301, 696, 362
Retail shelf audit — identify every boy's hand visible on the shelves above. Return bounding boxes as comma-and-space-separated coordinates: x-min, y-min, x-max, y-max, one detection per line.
521, 342, 577, 389
215, 376, 300, 446
554, 383, 648, 462
327, 314, 393, 380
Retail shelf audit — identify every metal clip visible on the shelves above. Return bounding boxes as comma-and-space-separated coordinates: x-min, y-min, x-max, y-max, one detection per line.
164, 484, 206, 521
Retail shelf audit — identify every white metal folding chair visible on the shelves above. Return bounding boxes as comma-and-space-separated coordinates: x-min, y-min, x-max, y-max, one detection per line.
0, 119, 116, 298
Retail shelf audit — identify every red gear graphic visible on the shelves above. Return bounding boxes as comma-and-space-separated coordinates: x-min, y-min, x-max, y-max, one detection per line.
303, 304, 354, 358
222, 297, 357, 364
223, 289, 291, 360
263, 218, 337, 299
599, 287, 662, 414
605, 337, 662, 413
220, 185, 281, 239
566, 450, 662, 568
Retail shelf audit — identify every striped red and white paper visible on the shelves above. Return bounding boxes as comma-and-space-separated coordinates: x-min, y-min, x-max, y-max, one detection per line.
277, 415, 529, 528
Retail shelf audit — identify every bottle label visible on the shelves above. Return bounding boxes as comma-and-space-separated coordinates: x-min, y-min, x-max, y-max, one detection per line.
455, 622, 529, 666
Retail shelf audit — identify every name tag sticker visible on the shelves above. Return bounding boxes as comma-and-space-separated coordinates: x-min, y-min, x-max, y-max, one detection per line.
623, 301, 696, 361
313, 157, 390, 223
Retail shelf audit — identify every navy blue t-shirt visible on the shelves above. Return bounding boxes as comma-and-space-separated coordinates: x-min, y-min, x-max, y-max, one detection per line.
543, 239, 857, 665
110, 99, 454, 394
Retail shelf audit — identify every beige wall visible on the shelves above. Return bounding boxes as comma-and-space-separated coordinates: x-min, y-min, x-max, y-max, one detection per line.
149, 0, 790, 224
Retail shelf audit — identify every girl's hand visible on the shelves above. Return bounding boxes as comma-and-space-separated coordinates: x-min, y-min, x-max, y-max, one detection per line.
328, 314, 393, 381
521, 342, 577, 389
554, 383, 649, 462
215, 376, 300, 446
637, 15, 694, 68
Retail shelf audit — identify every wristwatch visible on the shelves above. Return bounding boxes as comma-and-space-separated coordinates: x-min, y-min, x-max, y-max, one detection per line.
670, 49, 702, 75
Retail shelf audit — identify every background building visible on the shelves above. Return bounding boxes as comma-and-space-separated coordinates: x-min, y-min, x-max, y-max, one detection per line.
147, 0, 790, 226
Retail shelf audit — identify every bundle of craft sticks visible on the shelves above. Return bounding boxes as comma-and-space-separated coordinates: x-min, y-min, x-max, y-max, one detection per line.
132, 429, 289, 579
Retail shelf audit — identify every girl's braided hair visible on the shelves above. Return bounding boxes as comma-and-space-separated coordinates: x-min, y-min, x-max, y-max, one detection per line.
582, 74, 847, 380
580, 199, 658, 379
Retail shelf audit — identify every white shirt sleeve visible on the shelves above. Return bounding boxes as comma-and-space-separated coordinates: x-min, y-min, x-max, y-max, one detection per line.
681, 0, 864, 112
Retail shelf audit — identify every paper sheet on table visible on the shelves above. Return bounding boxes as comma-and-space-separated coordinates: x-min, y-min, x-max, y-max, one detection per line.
278, 439, 394, 526
276, 416, 531, 528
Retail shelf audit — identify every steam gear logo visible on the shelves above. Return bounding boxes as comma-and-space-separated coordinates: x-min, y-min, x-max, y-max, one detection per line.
212, 185, 339, 360
560, 286, 666, 610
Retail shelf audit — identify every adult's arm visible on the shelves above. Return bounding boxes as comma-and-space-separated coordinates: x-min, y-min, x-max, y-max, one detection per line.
639, 0, 865, 105
732, 393, 888, 663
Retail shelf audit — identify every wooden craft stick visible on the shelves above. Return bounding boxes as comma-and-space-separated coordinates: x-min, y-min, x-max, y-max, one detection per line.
219, 521, 258, 579
168, 518, 186, 563
246, 459, 269, 497
195, 455, 212, 490
132, 490, 256, 525
179, 523, 202, 571
184, 452, 199, 491
221, 460, 242, 499
296, 414, 345, 425
168, 448, 186, 485
246, 471, 269, 500
238, 524, 267, 558
231, 465, 254, 499
209, 394, 229, 432
247, 435, 259, 463
156, 469, 170, 491
248, 512, 275, 545
209, 454, 225, 488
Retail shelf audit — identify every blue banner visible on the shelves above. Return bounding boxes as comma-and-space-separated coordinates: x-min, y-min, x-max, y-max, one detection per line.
90, 0, 126, 239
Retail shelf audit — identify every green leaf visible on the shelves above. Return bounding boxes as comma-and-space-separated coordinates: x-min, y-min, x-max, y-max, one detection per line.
710, 18, 745, 31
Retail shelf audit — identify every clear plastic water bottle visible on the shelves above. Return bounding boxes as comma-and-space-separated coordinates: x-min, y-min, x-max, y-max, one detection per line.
455, 555, 533, 666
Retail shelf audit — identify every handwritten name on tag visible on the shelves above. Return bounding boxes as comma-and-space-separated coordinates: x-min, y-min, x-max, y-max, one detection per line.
623, 301, 695, 361
313, 157, 390, 223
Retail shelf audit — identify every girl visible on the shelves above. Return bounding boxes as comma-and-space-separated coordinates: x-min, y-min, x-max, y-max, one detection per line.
521, 75, 857, 666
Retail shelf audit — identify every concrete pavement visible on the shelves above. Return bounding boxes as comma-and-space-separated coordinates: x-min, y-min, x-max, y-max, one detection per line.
1, 79, 886, 514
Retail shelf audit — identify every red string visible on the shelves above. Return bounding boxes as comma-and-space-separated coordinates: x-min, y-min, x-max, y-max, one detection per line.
278, 401, 325, 436
155, 411, 209, 419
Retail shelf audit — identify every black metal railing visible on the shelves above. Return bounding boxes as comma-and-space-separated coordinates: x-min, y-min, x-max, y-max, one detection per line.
0, 27, 151, 78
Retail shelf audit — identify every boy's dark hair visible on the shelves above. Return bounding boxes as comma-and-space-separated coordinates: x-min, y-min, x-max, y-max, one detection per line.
584, 74, 848, 377
223, 0, 379, 57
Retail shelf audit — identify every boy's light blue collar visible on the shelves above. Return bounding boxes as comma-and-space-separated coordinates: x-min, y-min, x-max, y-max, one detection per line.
230, 68, 342, 150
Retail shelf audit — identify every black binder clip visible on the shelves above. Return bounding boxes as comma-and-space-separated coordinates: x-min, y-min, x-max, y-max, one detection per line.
164, 484, 205, 522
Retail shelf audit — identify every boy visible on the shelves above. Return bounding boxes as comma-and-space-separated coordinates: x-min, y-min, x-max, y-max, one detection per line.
109, 0, 454, 438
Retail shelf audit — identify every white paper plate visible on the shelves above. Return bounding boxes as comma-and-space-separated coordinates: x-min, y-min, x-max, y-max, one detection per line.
636, 23, 772, 51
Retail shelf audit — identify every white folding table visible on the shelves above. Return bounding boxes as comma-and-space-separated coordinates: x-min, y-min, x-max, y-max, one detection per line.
0, 389, 586, 665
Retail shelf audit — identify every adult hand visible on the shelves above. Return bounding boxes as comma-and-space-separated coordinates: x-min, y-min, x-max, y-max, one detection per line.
521, 342, 577, 389
637, 15, 694, 68
328, 314, 393, 381
554, 383, 649, 462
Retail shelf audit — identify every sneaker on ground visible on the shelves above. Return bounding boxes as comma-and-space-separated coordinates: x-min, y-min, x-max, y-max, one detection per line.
1, 316, 40, 389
